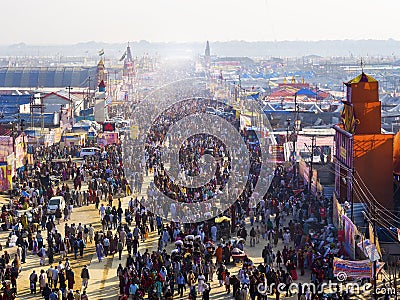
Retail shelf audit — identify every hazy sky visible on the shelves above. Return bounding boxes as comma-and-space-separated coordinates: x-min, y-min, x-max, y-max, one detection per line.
1, 0, 399, 44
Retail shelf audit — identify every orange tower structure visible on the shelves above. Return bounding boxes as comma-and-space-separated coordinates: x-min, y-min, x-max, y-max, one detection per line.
334, 72, 394, 210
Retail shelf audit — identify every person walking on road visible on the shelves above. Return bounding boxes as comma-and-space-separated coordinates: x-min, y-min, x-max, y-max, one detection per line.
88, 224, 94, 243
103, 236, 110, 257
47, 265, 54, 287
96, 242, 104, 262
52, 267, 59, 288
39, 245, 47, 266
39, 269, 47, 292
117, 239, 123, 260
30, 270, 38, 294
99, 203, 106, 220
81, 265, 90, 290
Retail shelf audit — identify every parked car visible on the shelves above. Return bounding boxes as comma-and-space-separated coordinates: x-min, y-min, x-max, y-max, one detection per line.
46, 196, 65, 215
79, 147, 101, 158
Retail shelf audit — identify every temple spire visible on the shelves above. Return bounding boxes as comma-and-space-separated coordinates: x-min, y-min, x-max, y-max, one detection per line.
205, 41, 210, 57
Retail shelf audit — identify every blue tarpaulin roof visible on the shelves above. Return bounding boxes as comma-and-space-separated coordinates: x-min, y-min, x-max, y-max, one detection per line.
296, 88, 317, 96
80, 107, 94, 116
246, 92, 260, 100
0, 95, 32, 123
241, 73, 252, 79
253, 73, 267, 79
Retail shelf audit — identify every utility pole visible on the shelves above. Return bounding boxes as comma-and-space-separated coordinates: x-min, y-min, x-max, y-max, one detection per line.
40, 95, 44, 132
87, 76, 92, 108
293, 93, 299, 187
66, 86, 73, 122
30, 94, 34, 130
308, 136, 316, 202
286, 118, 291, 143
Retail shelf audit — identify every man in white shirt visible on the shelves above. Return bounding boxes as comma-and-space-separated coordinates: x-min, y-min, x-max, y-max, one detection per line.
39, 246, 47, 266
99, 204, 106, 220
57, 261, 65, 272
47, 265, 54, 287
103, 237, 110, 257
52, 267, 59, 288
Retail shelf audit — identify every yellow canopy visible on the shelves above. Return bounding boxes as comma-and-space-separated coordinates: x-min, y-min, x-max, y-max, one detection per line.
215, 216, 231, 223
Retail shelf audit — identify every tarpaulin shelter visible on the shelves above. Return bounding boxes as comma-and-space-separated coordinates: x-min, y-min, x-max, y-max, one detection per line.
296, 88, 317, 97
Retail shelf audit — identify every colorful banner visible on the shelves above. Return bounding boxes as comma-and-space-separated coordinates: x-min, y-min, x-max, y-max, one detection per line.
97, 132, 119, 146
269, 145, 285, 163
44, 132, 55, 147
6, 154, 14, 179
0, 136, 14, 162
333, 257, 372, 279
369, 223, 382, 258
97, 138, 106, 148
0, 163, 10, 192
15, 135, 26, 169
343, 215, 356, 259
53, 128, 62, 143
357, 239, 380, 262
6, 165, 12, 190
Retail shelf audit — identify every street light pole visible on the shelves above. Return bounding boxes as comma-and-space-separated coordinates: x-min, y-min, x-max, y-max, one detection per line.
66, 86, 73, 123
308, 136, 316, 202
293, 93, 299, 187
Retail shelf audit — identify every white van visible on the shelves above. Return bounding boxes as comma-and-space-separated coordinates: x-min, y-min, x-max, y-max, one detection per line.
79, 147, 101, 158
47, 196, 65, 215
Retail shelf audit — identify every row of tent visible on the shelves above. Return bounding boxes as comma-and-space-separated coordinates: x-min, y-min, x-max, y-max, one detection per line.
240, 71, 315, 80
268, 88, 332, 100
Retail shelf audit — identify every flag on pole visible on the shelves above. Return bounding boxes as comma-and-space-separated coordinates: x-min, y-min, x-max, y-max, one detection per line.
119, 51, 127, 61
98, 49, 105, 56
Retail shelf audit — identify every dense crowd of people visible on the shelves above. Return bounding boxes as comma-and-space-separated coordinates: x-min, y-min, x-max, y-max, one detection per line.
115, 91, 343, 300
124, 97, 263, 223
0, 142, 136, 299
0, 79, 344, 300
112, 163, 340, 300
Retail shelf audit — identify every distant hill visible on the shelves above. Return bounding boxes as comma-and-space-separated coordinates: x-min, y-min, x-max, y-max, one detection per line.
0, 39, 399, 58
